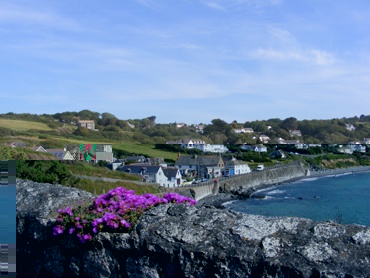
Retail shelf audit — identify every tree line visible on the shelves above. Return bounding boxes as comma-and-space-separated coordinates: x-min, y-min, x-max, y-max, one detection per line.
1, 111, 370, 144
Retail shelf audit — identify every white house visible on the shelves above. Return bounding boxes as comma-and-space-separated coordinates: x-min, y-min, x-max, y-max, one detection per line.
240, 144, 267, 153
196, 144, 228, 153
289, 130, 302, 137
174, 155, 224, 178
347, 143, 366, 153
46, 148, 75, 160
119, 165, 168, 187
345, 124, 356, 131
259, 135, 270, 143
224, 157, 251, 176
337, 146, 353, 154
162, 167, 183, 188
30, 146, 47, 152
181, 139, 206, 149
233, 128, 254, 134
176, 123, 187, 128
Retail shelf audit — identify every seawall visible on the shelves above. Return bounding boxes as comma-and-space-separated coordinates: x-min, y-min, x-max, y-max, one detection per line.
175, 160, 309, 201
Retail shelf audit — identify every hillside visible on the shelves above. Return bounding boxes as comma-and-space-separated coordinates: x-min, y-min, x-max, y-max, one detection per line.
1, 111, 370, 150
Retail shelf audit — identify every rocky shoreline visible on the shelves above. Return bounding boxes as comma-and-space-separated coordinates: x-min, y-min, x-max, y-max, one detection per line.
196, 165, 370, 208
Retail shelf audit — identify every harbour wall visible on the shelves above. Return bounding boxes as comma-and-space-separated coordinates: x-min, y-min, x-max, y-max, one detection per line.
174, 160, 310, 201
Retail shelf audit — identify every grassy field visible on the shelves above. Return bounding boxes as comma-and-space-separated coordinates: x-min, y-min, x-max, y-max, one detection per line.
0, 119, 52, 130
50, 139, 179, 161
63, 162, 141, 181
69, 179, 162, 196
113, 143, 179, 161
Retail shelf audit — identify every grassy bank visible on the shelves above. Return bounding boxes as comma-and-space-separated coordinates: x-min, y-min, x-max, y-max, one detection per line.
69, 178, 162, 196
16, 160, 162, 197
0, 119, 52, 130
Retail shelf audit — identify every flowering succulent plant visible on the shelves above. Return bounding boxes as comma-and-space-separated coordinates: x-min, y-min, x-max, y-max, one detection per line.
53, 187, 196, 243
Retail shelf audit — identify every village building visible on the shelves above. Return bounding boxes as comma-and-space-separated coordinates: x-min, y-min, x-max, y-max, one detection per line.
118, 165, 168, 187
46, 148, 75, 160
240, 144, 267, 153
77, 120, 96, 130
223, 157, 251, 176
162, 167, 183, 187
289, 130, 302, 137
174, 155, 224, 178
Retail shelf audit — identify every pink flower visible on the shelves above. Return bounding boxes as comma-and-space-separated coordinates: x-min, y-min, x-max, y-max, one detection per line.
53, 225, 64, 236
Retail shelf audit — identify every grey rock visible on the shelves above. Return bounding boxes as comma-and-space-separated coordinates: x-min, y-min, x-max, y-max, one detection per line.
17, 179, 370, 277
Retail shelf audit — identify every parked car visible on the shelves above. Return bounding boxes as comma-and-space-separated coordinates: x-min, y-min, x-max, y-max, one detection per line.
256, 165, 264, 171
192, 178, 202, 184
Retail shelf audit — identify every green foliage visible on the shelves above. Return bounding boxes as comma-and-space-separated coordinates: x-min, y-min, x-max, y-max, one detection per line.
16, 160, 72, 184
0, 146, 28, 160
73, 127, 90, 136
155, 144, 201, 155
2, 111, 370, 145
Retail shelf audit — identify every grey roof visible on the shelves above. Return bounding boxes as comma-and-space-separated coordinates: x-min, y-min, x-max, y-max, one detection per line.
174, 155, 223, 167
125, 155, 146, 162
162, 168, 180, 179
119, 165, 161, 175
46, 149, 65, 159
225, 159, 247, 167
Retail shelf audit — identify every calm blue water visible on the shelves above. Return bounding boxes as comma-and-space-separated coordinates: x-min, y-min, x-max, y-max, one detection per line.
226, 171, 370, 226
0, 186, 16, 244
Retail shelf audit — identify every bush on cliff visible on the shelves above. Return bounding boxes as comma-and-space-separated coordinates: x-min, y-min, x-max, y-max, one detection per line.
53, 187, 196, 243
16, 160, 73, 184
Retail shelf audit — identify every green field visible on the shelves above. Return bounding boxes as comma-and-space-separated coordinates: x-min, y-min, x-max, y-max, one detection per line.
0, 119, 52, 130
113, 143, 178, 161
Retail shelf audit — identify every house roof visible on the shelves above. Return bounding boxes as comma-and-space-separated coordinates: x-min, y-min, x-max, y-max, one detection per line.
46, 149, 67, 159
119, 165, 161, 175
224, 159, 247, 166
125, 155, 146, 162
30, 146, 47, 152
162, 168, 180, 179
147, 157, 165, 165
174, 155, 223, 166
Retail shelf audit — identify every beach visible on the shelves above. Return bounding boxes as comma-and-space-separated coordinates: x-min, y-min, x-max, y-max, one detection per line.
195, 165, 370, 208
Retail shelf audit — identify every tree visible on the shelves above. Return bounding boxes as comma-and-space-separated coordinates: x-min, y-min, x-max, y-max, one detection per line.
281, 117, 298, 131
78, 110, 100, 121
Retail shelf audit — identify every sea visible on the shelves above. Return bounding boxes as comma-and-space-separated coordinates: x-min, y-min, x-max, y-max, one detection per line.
225, 170, 370, 226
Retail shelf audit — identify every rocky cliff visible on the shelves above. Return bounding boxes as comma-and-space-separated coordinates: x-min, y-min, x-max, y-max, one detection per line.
17, 179, 370, 277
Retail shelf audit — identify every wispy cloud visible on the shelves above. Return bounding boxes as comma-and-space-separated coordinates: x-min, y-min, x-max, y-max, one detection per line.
203, 2, 225, 10
250, 48, 335, 65
201, 0, 282, 10
0, 3, 82, 31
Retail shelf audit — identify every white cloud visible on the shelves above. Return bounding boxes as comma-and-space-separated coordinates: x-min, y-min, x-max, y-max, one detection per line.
310, 50, 335, 65
203, 2, 225, 10
253, 48, 335, 65
201, 0, 282, 10
0, 3, 82, 31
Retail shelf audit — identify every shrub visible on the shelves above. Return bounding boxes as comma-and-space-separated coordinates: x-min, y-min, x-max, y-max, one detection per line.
16, 161, 72, 184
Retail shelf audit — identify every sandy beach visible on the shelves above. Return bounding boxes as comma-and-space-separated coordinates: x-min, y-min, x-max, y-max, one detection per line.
196, 165, 370, 208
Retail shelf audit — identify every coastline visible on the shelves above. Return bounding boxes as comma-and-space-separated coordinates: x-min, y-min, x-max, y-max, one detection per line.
196, 165, 370, 208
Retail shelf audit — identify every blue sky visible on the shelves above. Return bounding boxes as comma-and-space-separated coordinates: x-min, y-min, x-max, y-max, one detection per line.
1, 0, 370, 124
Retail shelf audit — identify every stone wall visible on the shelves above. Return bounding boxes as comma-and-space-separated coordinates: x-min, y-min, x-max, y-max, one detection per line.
16, 179, 370, 277
175, 161, 309, 201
